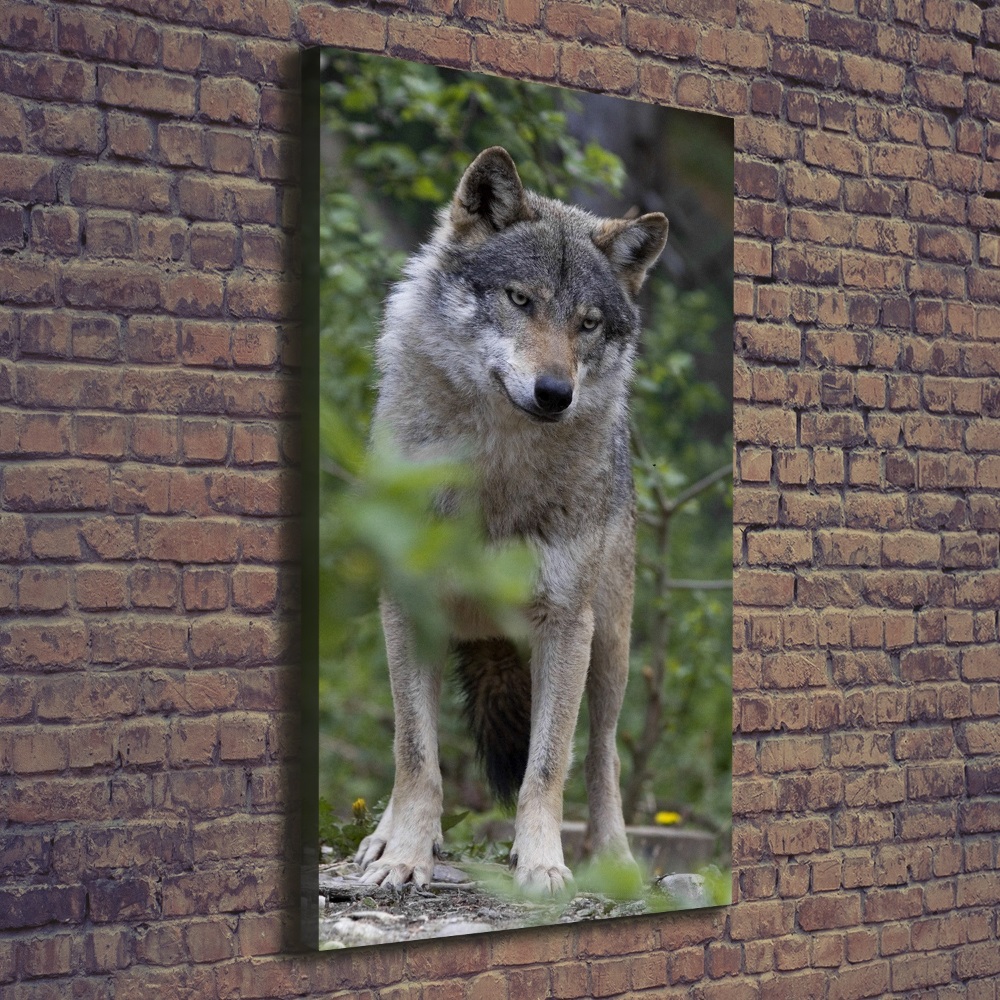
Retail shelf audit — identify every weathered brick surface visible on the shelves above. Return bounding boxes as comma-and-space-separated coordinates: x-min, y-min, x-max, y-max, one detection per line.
2, 0, 998, 997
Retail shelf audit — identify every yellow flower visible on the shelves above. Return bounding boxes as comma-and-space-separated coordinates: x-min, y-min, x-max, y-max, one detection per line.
655, 810, 681, 826
352, 798, 368, 820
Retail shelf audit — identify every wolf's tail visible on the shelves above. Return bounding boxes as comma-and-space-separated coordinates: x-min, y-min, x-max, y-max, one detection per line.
453, 638, 531, 806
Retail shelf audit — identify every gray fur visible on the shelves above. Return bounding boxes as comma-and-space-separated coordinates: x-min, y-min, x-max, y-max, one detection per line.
354, 147, 668, 896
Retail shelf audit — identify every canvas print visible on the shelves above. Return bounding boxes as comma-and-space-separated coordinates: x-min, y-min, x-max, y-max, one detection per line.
305, 48, 734, 949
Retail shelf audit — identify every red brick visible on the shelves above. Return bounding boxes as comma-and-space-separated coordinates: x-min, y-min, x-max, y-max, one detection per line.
164, 273, 224, 318
625, 11, 698, 57
158, 122, 207, 168
225, 275, 288, 320
3, 2, 55, 50
735, 160, 781, 200
259, 85, 297, 133
739, 446, 772, 483
232, 567, 278, 612
955, 941, 1000, 980
132, 217, 186, 265
544, 1, 621, 43
62, 10, 153, 61
219, 711, 268, 762
762, 651, 828, 688
503, 0, 539, 25
162, 28, 203, 72
676, 71, 712, 108
202, 129, 251, 175
798, 893, 861, 932
829, 962, 891, 1000
89, 877, 159, 924
809, 11, 873, 50
560, 42, 637, 95
232, 325, 280, 368
7, 725, 70, 774
178, 175, 277, 224
841, 53, 905, 97
243, 229, 286, 274
15, 410, 70, 456
388, 20, 472, 68
129, 415, 178, 462
299, 4, 386, 50
914, 68, 966, 110
183, 567, 229, 611
668, 946, 705, 985
702, 27, 768, 69
138, 518, 239, 564
84, 210, 134, 259
88, 620, 187, 671
36, 105, 102, 157
199, 77, 259, 126
75, 566, 129, 610
0, 52, 96, 102
98, 66, 195, 116
127, 564, 178, 609
231, 423, 280, 466
0, 885, 87, 931
188, 616, 277, 666
736, 321, 801, 362
730, 900, 795, 940
4, 459, 111, 512
773, 41, 839, 85
475, 33, 557, 79
179, 418, 228, 463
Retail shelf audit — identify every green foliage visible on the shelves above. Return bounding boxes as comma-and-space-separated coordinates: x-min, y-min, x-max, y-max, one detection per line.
316, 52, 733, 861
317, 192, 402, 453
697, 864, 732, 907
318, 796, 378, 857
324, 433, 536, 663
321, 50, 624, 228
615, 278, 734, 836
573, 855, 648, 902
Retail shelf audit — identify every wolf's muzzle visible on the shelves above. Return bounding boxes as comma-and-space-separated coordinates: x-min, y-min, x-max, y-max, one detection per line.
533, 375, 574, 416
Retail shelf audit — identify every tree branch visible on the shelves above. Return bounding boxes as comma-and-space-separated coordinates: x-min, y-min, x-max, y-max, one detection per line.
662, 578, 733, 591
667, 462, 732, 514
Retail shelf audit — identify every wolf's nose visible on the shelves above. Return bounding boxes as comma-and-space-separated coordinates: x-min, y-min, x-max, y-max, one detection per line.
534, 375, 574, 414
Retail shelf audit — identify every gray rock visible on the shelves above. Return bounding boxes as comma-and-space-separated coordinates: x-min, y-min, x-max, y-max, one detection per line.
655, 872, 712, 909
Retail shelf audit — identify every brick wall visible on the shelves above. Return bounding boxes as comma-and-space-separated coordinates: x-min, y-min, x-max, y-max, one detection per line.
2, 1, 998, 997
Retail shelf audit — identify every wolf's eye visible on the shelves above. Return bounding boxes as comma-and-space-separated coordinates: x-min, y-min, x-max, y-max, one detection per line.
507, 288, 530, 307
581, 315, 601, 331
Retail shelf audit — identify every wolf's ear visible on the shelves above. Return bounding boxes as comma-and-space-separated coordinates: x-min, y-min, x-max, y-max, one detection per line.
451, 147, 532, 239
593, 213, 669, 297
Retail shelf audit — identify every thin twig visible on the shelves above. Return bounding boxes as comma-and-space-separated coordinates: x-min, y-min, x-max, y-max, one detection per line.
667, 462, 733, 514
629, 416, 672, 514
622, 449, 732, 821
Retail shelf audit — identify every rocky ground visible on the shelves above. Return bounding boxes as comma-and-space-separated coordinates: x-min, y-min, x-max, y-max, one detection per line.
317, 859, 711, 949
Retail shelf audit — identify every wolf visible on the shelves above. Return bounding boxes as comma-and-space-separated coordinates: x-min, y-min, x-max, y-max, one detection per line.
354, 146, 668, 895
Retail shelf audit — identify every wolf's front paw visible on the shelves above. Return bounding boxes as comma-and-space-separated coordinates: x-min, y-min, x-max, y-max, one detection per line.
355, 821, 437, 888
354, 795, 442, 888
354, 831, 387, 870
359, 850, 435, 889
515, 861, 574, 897
509, 849, 574, 897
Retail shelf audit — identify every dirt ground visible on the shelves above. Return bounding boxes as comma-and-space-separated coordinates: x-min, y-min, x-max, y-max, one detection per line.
317, 858, 706, 949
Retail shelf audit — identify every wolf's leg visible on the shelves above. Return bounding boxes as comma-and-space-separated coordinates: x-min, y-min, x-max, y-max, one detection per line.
585, 553, 637, 866
585, 517, 637, 867
355, 597, 443, 888
510, 605, 594, 896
